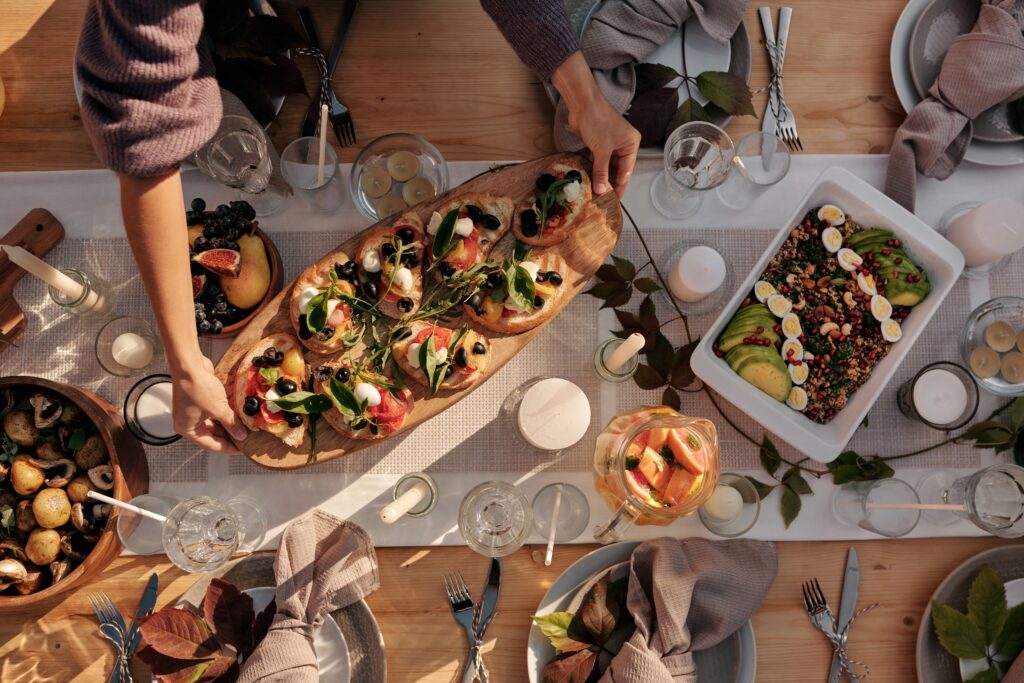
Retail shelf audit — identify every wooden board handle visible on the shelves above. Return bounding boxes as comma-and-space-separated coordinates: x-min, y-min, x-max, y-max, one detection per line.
0, 208, 66, 348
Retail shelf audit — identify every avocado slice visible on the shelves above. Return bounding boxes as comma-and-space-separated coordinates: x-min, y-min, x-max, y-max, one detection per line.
718, 304, 779, 352
734, 352, 792, 402
725, 342, 781, 372
886, 276, 931, 306
846, 228, 893, 249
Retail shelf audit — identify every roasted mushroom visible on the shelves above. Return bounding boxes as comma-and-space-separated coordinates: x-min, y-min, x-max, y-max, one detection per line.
30, 393, 62, 430
0, 389, 14, 417
0, 557, 27, 590
50, 559, 70, 584
87, 465, 114, 491
0, 539, 28, 563
12, 563, 47, 595
0, 461, 8, 482
14, 499, 37, 534
70, 502, 100, 535
59, 400, 83, 426
3, 410, 39, 447
26, 529, 61, 565
29, 457, 76, 488
0, 490, 16, 509
59, 532, 93, 562
34, 440, 66, 462
74, 435, 107, 471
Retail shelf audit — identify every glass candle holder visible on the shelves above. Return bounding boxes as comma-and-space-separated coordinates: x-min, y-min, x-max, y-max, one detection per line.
896, 361, 979, 430
698, 472, 761, 537
383, 472, 439, 521
124, 374, 181, 446
939, 199, 1024, 278
281, 136, 345, 212
657, 241, 735, 316
594, 338, 640, 383
500, 376, 591, 455
47, 267, 116, 317
95, 316, 161, 377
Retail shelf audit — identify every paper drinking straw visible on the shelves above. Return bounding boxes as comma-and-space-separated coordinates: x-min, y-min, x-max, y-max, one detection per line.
317, 103, 329, 186
87, 490, 168, 523
865, 502, 965, 512
544, 486, 563, 567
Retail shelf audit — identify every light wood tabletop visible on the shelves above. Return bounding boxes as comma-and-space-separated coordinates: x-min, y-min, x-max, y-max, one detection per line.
0, 1, 1018, 682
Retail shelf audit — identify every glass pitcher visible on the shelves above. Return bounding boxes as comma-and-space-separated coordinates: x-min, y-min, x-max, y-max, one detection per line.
593, 406, 720, 543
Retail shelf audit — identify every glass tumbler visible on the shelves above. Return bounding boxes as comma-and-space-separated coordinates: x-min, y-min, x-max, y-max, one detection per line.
832, 478, 921, 537
458, 481, 533, 557
650, 122, 734, 219
281, 136, 345, 212
193, 115, 285, 216
715, 131, 791, 210
920, 465, 1024, 537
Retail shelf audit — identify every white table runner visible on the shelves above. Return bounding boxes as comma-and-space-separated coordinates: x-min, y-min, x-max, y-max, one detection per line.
0, 155, 1020, 547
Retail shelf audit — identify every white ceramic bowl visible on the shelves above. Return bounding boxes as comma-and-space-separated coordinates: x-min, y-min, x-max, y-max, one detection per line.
690, 167, 965, 463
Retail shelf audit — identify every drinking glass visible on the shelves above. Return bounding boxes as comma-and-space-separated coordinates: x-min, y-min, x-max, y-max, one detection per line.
193, 115, 285, 216
650, 122, 734, 219
162, 496, 246, 573
532, 483, 590, 543
281, 136, 345, 212
715, 132, 791, 210
918, 465, 1024, 537
458, 481, 532, 557
832, 478, 920, 537
116, 494, 176, 555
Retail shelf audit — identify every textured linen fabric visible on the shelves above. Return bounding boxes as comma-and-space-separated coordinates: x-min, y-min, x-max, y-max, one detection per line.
1007, 652, 1024, 683
884, 0, 1024, 211
553, 0, 748, 151
598, 537, 777, 683
238, 510, 379, 683
480, 0, 580, 81
75, 0, 222, 177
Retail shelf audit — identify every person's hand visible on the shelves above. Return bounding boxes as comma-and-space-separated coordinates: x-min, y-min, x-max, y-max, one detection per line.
552, 51, 641, 198
172, 356, 248, 453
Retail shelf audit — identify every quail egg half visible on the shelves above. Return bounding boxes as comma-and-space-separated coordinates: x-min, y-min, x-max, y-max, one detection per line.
857, 271, 878, 296
781, 338, 804, 362
881, 319, 903, 343
786, 386, 809, 411
754, 280, 777, 303
767, 294, 793, 317
817, 204, 846, 227
821, 227, 843, 253
781, 313, 802, 339
870, 294, 893, 322
789, 363, 810, 386
837, 248, 863, 272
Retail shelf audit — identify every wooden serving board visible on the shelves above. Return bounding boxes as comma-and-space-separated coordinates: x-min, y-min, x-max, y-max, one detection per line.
214, 153, 622, 470
0, 209, 65, 351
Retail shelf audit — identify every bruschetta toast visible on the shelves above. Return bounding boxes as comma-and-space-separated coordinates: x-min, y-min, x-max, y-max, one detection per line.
426, 192, 514, 278
356, 212, 426, 319
512, 158, 592, 247
391, 321, 491, 392
464, 252, 569, 334
231, 334, 309, 447
317, 363, 415, 440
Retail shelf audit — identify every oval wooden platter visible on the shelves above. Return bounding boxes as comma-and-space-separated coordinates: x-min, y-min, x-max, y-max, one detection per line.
214, 153, 622, 469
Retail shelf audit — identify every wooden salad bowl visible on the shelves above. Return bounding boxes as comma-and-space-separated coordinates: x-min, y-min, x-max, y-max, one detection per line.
214, 153, 623, 470
0, 376, 149, 610
215, 227, 285, 339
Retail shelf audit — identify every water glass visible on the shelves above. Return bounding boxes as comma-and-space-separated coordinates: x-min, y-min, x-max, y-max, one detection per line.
193, 115, 285, 216
832, 478, 920, 537
458, 481, 532, 557
650, 122, 734, 219
162, 496, 245, 573
923, 465, 1024, 538
715, 132, 791, 210
116, 494, 176, 555
281, 136, 345, 212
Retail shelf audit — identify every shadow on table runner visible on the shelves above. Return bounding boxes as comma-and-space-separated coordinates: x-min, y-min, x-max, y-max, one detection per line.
990, 252, 1022, 299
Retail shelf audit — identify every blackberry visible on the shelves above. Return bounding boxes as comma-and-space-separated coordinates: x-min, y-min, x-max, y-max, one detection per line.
198, 319, 212, 333
191, 198, 207, 212
209, 319, 223, 334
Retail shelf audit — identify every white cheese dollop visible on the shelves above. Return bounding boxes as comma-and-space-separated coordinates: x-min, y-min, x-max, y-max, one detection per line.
326, 298, 342, 320
353, 382, 382, 407
520, 261, 541, 281
563, 180, 582, 202
394, 267, 413, 293
264, 388, 282, 414
406, 341, 448, 369
454, 217, 475, 237
297, 286, 319, 313
362, 249, 382, 273
426, 211, 443, 235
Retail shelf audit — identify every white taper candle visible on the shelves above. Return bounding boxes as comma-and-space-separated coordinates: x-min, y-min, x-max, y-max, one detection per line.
380, 480, 430, 524
605, 333, 645, 372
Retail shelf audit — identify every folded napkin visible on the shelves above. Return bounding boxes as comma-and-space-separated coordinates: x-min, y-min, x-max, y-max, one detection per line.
554, 0, 748, 151
238, 510, 379, 683
1007, 650, 1024, 683
599, 537, 778, 683
884, 0, 1024, 211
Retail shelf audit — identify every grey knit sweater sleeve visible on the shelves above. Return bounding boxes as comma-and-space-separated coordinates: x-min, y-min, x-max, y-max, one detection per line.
75, 0, 222, 177
480, 0, 579, 81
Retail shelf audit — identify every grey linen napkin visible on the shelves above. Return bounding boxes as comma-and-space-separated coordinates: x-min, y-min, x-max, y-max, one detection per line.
554, 0, 748, 151
598, 537, 777, 683
207, 88, 293, 198
238, 510, 379, 683
884, 0, 1024, 212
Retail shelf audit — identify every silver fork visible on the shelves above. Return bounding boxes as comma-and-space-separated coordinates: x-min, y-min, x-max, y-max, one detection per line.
445, 572, 487, 683
802, 579, 858, 682
297, 3, 358, 146
773, 8, 802, 151
88, 592, 131, 682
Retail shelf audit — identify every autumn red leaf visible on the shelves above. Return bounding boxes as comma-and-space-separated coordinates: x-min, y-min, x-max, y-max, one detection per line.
138, 608, 222, 661
203, 578, 255, 657
542, 648, 598, 683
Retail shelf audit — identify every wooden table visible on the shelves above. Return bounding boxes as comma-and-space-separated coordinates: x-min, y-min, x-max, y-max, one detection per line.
0, 1, 1017, 681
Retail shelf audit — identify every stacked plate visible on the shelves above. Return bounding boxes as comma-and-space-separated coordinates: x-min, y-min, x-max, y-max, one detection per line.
891, 0, 1024, 166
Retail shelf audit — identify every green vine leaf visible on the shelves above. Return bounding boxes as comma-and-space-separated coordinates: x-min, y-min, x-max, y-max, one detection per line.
967, 566, 1008, 644
602, 287, 634, 310
932, 601, 988, 660
626, 87, 679, 147
965, 668, 1000, 683
759, 436, 781, 476
611, 256, 636, 283
635, 63, 680, 94
614, 310, 641, 330
596, 264, 625, 282
634, 364, 666, 390
827, 451, 895, 485
1011, 397, 1024, 432
745, 477, 777, 500
638, 296, 659, 333
995, 603, 1024, 659
669, 98, 712, 131
783, 467, 813, 495
586, 281, 624, 300
780, 484, 801, 528
695, 71, 756, 117
634, 277, 662, 294
647, 333, 674, 378
662, 387, 681, 411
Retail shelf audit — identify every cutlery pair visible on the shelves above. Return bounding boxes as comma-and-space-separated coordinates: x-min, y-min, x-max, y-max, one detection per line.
297, 2, 359, 146
88, 574, 159, 683
759, 7, 802, 153
802, 547, 860, 682
445, 558, 502, 683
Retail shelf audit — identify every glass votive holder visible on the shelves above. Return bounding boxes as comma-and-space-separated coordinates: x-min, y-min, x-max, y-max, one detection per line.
698, 472, 761, 537
715, 131, 791, 210
832, 478, 921, 538
458, 480, 533, 558
383, 472, 439, 521
657, 240, 735, 316
47, 267, 116, 317
532, 482, 590, 543
938, 199, 1024, 279
124, 374, 181, 446
116, 493, 176, 555
95, 316, 161, 377
281, 136, 345, 212
594, 338, 640, 383
897, 361, 979, 430
500, 376, 592, 456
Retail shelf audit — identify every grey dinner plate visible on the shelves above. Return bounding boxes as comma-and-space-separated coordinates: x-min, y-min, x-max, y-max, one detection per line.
177, 555, 386, 683
915, 545, 1024, 683
908, 0, 1023, 143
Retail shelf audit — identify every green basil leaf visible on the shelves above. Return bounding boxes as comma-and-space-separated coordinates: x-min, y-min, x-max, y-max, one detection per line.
67, 428, 87, 451
307, 291, 329, 332
268, 391, 332, 415
420, 332, 439, 390
326, 378, 362, 418
431, 209, 460, 261
259, 367, 280, 385
505, 263, 536, 314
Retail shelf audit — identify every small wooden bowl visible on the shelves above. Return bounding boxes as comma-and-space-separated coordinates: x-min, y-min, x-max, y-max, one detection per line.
212, 228, 285, 339
0, 376, 149, 609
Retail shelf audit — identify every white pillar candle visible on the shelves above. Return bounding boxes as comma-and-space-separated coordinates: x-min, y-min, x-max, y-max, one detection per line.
135, 382, 176, 440
945, 198, 1024, 268
605, 333, 645, 372
380, 480, 430, 524
703, 485, 744, 521
3, 245, 84, 299
517, 378, 591, 451
111, 332, 155, 369
913, 368, 968, 425
668, 246, 726, 302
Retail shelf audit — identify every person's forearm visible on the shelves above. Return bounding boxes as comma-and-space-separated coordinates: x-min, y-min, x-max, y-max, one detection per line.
551, 51, 603, 117
119, 172, 203, 378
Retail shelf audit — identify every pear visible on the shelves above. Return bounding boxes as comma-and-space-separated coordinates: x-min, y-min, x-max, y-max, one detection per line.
222, 234, 271, 309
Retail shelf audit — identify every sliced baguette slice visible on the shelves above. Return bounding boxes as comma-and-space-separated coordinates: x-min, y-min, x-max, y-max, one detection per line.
289, 254, 358, 354
392, 321, 491, 391
429, 192, 515, 270
513, 157, 593, 247
464, 252, 570, 334
317, 365, 416, 440
356, 212, 426, 319
230, 333, 306, 448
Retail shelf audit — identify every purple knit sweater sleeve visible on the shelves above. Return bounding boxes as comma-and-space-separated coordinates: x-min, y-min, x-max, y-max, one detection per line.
480, 0, 579, 81
75, 0, 222, 177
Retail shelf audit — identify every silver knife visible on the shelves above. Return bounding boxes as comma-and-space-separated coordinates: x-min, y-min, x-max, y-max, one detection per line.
463, 558, 501, 683
126, 573, 159, 656
829, 548, 859, 683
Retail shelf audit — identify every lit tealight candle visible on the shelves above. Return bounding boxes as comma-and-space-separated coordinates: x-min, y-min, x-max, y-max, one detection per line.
517, 378, 591, 451
111, 332, 155, 370
668, 246, 726, 302
703, 485, 743, 522
913, 368, 968, 425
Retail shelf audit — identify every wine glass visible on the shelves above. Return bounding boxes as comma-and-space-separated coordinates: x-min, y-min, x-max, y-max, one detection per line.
458, 481, 532, 557
193, 115, 285, 216
918, 464, 1024, 537
650, 122, 734, 219
161, 496, 264, 572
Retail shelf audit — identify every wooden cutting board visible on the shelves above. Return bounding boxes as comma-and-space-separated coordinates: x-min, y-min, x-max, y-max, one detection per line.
0, 209, 66, 351
214, 153, 623, 470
